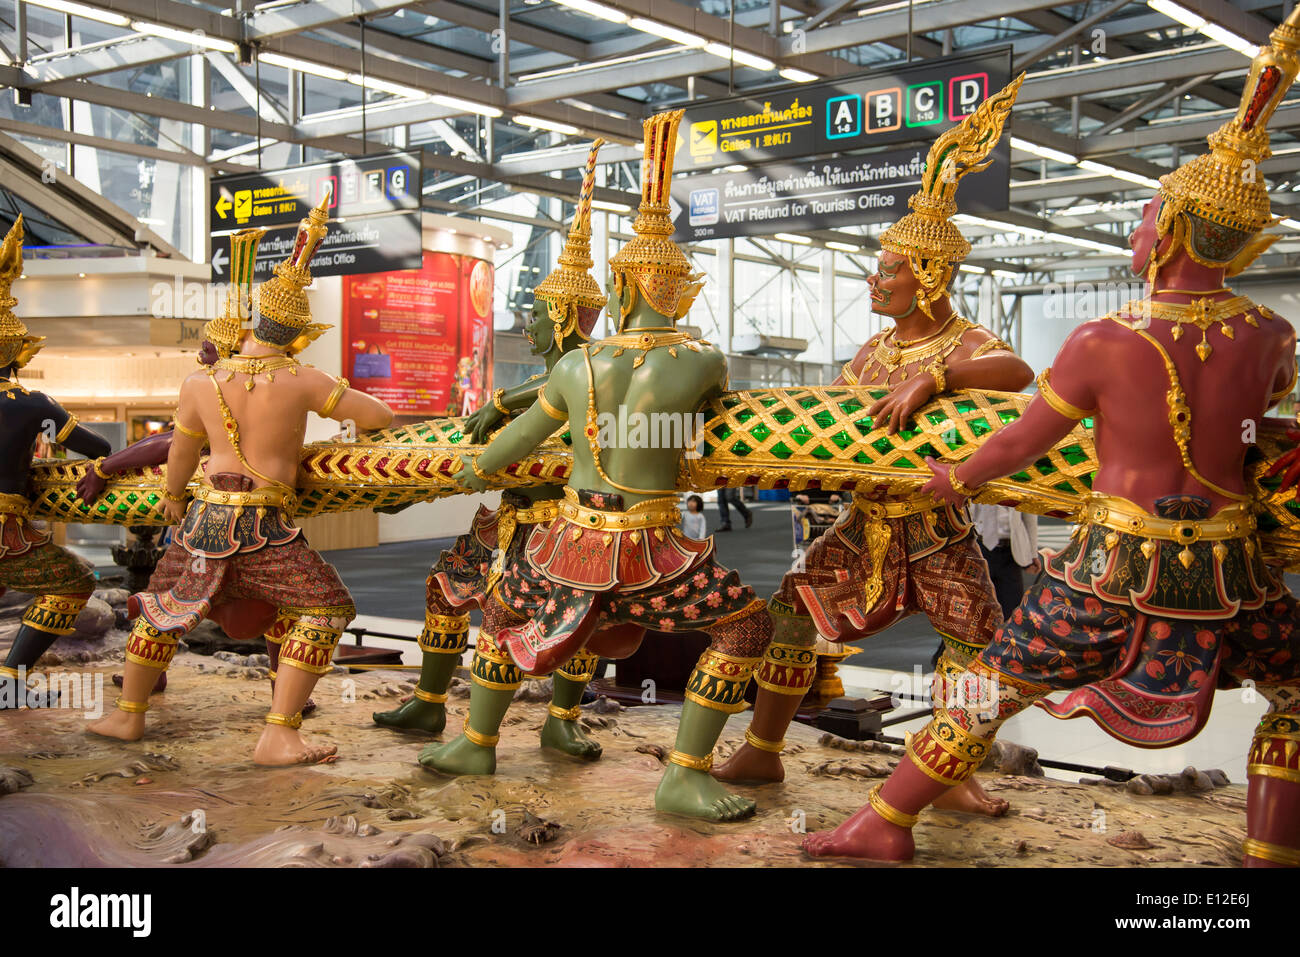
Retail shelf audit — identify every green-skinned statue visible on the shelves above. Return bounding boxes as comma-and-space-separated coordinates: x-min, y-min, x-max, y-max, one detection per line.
430, 110, 775, 822
374, 141, 608, 765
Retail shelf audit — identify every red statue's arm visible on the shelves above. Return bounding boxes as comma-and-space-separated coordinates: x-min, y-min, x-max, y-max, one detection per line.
922, 326, 1100, 505
945, 350, 1034, 393
75, 430, 175, 503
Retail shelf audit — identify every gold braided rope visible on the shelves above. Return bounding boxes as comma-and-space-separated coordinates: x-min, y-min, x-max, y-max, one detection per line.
26, 387, 1300, 568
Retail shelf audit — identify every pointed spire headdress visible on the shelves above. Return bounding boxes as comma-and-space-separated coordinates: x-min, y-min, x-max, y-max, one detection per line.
1152, 6, 1300, 278
0, 216, 45, 370
204, 227, 266, 358
253, 190, 332, 353
533, 138, 607, 342
608, 110, 703, 324
878, 72, 1025, 318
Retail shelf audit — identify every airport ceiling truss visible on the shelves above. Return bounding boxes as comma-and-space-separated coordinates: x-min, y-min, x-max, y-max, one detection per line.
0, 0, 1298, 279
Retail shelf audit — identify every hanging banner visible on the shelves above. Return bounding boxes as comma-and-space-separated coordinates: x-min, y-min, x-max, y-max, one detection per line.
676, 49, 1011, 172
341, 251, 494, 416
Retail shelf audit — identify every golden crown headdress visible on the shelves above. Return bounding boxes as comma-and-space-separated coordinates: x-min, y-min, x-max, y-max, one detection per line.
879, 72, 1025, 318
609, 109, 703, 323
253, 190, 331, 353
533, 138, 607, 343
204, 227, 266, 358
0, 216, 45, 371
1153, 6, 1300, 278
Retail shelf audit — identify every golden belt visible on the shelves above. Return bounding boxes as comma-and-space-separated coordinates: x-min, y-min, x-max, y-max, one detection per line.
559, 488, 680, 531
194, 483, 298, 513
853, 494, 945, 520
1084, 493, 1255, 544
0, 492, 30, 517
509, 500, 561, 525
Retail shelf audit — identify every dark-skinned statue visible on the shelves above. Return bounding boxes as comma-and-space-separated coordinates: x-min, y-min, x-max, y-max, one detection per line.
373, 141, 608, 763
713, 75, 1033, 823
0, 215, 112, 709
429, 110, 776, 822
802, 10, 1300, 864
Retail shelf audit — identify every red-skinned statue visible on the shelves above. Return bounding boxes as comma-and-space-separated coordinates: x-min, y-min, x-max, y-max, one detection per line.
803, 9, 1300, 864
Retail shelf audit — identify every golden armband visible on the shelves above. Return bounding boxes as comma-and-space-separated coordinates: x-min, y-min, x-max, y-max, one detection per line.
320, 377, 350, 418
1036, 368, 1095, 420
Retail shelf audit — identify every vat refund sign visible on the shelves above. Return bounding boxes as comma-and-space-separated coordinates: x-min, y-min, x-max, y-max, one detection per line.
672, 141, 1009, 242
677, 49, 1011, 172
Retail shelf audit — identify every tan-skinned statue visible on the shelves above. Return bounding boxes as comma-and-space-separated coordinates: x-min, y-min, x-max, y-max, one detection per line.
439, 110, 776, 822
87, 194, 395, 765
712, 75, 1034, 822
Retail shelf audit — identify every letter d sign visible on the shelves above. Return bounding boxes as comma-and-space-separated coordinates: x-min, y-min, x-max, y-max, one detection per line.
948, 73, 988, 120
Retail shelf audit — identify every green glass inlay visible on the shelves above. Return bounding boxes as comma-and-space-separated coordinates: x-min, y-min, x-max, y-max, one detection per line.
772, 409, 794, 425
871, 437, 894, 456
750, 424, 772, 442
790, 425, 812, 447
838, 399, 865, 415
997, 410, 1019, 424
969, 416, 991, 436
1053, 481, 1076, 493
1010, 471, 1031, 483
812, 410, 835, 429
832, 430, 853, 450
732, 440, 753, 456
771, 441, 793, 460
915, 442, 939, 458
810, 445, 832, 460
953, 399, 977, 414
1059, 443, 1088, 465
895, 455, 915, 468
1034, 459, 1058, 476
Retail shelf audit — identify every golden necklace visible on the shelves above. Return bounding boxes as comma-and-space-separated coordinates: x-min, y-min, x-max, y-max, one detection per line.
1125, 295, 1256, 362
0, 380, 28, 400
866, 316, 972, 385
213, 354, 301, 390
589, 329, 702, 369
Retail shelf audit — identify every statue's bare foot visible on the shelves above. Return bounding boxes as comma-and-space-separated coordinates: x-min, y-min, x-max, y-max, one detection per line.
418, 735, 496, 775
802, 805, 914, 861
655, 764, 756, 821
301, 697, 318, 717
86, 709, 146, 741
933, 777, 1009, 817
252, 725, 338, 766
712, 742, 784, 783
540, 716, 602, 760
112, 672, 167, 694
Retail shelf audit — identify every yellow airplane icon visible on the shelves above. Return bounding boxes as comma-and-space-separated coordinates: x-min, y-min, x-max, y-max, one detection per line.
690, 121, 717, 158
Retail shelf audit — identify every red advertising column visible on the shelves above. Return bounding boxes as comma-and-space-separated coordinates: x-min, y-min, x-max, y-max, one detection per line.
342, 251, 493, 417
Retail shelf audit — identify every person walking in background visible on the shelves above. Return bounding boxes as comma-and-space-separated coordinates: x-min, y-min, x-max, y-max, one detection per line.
969, 503, 1039, 619
682, 494, 707, 540
716, 487, 753, 532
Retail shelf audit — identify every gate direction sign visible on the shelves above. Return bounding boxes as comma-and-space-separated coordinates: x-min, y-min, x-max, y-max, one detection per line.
673, 141, 1010, 242
210, 151, 420, 229
210, 151, 422, 280
676, 49, 1011, 172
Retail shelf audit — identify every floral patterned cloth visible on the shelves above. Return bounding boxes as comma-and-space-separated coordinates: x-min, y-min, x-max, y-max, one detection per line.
980, 505, 1300, 747
495, 489, 769, 674
130, 475, 353, 634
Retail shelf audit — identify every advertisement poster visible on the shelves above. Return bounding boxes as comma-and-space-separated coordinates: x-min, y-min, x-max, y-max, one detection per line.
342, 251, 494, 416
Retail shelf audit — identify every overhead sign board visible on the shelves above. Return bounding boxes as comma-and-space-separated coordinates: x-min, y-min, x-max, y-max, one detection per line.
209, 152, 422, 279
676, 49, 1011, 172
673, 141, 1010, 242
